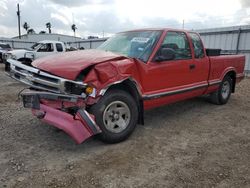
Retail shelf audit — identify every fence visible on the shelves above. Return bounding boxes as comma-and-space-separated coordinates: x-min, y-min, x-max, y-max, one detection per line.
0, 38, 36, 49
67, 38, 107, 49
0, 38, 107, 50
198, 25, 250, 75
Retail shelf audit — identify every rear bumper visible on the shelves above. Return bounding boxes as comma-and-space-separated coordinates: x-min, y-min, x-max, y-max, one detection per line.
21, 91, 101, 144
236, 73, 245, 83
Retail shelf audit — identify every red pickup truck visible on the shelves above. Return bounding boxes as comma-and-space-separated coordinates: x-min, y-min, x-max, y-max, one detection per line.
6, 28, 245, 144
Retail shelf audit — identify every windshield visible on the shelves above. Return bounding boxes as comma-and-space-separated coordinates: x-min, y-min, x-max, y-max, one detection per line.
98, 30, 162, 62
0, 44, 11, 49
30, 43, 43, 50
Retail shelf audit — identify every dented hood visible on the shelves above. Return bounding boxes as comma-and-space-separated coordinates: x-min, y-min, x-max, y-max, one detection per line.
32, 49, 127, 80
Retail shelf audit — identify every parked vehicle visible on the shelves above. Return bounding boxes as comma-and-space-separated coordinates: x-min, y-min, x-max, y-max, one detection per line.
0, 42, 12, 63
3, 40, 66, 65
6, 28, 245, 144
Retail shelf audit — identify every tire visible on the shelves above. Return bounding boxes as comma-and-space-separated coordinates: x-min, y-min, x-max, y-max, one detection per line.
210, 75, 232, 105
89, 89, 138, 143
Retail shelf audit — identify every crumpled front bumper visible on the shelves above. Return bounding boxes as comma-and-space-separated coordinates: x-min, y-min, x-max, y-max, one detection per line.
21, 91, 101, 144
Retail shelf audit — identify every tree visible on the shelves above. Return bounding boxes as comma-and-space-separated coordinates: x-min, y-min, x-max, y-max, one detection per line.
46, 22, 51, 33
27, 28, 35, 34
23, 22, 29, 34
71, 24, 77, 37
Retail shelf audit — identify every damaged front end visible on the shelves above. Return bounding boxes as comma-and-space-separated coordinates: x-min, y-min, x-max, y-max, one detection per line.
6, 59, 101, 144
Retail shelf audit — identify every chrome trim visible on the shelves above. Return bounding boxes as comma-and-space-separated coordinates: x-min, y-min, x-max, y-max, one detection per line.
21, 90, 79, 103
99, 77, 142, 96
142, 83, 208, 100
7, 59, 87, 97
209, 80, 221, 86
99, 79, 126, 96
78, 109, 101, 134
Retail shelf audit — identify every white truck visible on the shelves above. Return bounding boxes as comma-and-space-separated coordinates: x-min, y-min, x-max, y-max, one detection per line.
0, 43, 12, 63
3, 40, 66, 65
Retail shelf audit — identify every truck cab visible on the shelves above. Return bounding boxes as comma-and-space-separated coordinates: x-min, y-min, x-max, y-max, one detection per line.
3, 40, 66, 65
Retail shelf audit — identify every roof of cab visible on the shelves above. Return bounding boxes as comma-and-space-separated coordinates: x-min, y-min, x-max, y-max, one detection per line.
119, 28, 198, 34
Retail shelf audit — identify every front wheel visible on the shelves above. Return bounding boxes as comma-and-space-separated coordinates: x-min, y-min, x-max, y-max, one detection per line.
209, 75, 232, 105
89, 89, 138, 143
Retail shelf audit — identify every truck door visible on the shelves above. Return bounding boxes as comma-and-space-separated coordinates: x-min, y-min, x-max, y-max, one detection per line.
141, 31, 209, 107
35, 43, 55, 59
188, 32, 210, 85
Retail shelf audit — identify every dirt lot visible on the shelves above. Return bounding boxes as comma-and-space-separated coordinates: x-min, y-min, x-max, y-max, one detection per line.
0, 64, 249, 188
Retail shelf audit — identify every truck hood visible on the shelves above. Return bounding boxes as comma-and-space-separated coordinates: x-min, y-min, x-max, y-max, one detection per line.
9, 49, 31, 55
32, 49, 127, 80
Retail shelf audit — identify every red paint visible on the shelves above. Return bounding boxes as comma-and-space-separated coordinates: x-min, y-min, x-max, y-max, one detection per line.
32, 49, 127, 80
32, 104, 94, 144
29, 28, 245, 143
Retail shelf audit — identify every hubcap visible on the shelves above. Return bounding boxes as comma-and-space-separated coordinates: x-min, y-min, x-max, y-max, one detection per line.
103, 101, 131, 133
221, 81, 230, 99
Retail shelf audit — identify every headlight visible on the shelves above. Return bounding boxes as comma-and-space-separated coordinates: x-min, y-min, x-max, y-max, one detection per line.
64, 81, 96, 97
64, 81, 86, 95
4, 53, 16, 60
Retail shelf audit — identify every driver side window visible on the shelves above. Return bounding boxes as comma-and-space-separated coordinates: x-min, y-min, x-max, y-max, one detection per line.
161, 31, 192, 60
37, 43, 54, 52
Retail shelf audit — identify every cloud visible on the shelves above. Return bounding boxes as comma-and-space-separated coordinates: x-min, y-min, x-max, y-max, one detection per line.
240, 0, 250, 8
0, 0, 250, 38
48, 0, 113, 7
51, 13, 71, 25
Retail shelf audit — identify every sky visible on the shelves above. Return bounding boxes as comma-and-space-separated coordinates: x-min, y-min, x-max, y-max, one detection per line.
0, 0, 250, 38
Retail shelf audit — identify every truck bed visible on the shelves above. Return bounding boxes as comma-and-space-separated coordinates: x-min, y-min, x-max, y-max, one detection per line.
208, 54, 245, 82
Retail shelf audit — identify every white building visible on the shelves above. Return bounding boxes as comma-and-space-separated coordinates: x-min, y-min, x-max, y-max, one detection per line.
12, 33, 82, 43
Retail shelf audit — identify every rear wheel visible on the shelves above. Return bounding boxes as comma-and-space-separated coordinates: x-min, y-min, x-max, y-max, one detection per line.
210, 75, 232, 105
89, 89, 138, 143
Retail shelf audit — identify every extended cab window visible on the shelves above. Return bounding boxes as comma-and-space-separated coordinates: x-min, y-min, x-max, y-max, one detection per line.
161, 31, 192, 60
56, 43, 63, 52
189, 33, 205, 58
37, 43, 54, 52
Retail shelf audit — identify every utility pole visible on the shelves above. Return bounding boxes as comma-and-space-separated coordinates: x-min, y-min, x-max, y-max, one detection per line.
182, 19, 185, 29
17, 4, 21, 39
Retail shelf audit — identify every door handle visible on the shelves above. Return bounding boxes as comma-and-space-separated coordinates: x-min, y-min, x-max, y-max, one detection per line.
189, 64, 196, 70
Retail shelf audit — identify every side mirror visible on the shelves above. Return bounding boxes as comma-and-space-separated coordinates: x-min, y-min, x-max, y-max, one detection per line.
155, 48, 175, 62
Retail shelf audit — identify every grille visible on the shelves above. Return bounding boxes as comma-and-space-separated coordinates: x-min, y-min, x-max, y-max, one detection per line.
8, 59, 86, 95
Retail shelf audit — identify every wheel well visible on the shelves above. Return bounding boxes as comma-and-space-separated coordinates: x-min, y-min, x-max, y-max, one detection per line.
106, 79, 144, 125
225, 71, 236, 93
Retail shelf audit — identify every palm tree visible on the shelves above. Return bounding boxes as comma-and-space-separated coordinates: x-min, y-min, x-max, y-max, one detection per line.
23, 22, 29, 34
46, 22, 51, 33
27, 28, 35, 34
71, 24, 77, 37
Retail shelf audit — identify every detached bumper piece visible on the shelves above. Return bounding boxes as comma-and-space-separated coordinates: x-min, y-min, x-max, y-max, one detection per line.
21, 91, 101, 144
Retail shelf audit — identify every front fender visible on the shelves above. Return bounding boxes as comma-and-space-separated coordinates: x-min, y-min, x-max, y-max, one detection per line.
84, 60, 142, 97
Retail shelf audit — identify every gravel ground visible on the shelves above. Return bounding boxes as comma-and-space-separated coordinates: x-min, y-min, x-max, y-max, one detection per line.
0, 64, 250, 188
